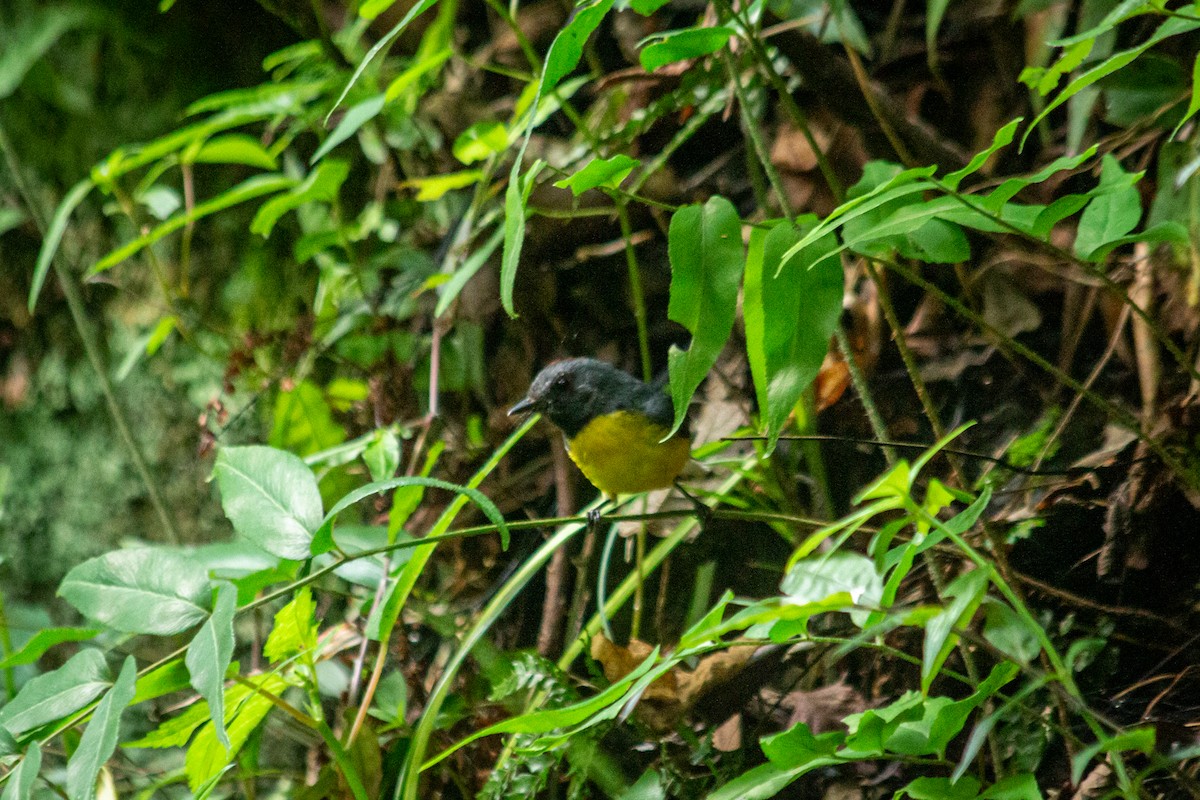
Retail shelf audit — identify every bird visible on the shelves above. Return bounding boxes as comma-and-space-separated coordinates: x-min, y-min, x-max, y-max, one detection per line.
507, 358, 693, 501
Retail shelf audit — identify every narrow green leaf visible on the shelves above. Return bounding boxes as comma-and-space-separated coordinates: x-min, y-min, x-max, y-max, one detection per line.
666, 196, 743, 436
58, 549, 211, 636
707, 761, 819, 800
212, 445, 323, 560
1, 742, 41, 800
1051, 0, 1154, 47
543, 0, 616, 91
131, 658, 192, 706
0, 627, 101, 669
925, 0, 954, 77
1070, 727, 1155, 785
30, 178, 92, 312
191, 134, 278, 169
312, 95, 385, 165
743, 225, 770, 422
639, 26, 734, 72
554, 155, 639, 195
435, 225, 503, 317
943, 118, 1021, 189
751, 219, 842, 449
327, 0, 440, 121
0, 6, 95, 100
0, 650, 110, 736
499, 160, 545, 317
185, 674, 290, 792
630, 0, 671, 13
66, 656, 137, 800
405, 169, 484, 202
1172, 51, 1200, 139
187, 583, 237, 751
251, 160, 350, 237
91, 174, 294, 273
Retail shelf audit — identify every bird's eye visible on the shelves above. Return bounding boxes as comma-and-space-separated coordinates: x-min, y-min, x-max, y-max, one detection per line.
553, 374, 571, 390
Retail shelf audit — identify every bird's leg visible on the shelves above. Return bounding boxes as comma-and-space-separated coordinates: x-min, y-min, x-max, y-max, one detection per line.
586, 498, 612, 532
674, 480, 712, 533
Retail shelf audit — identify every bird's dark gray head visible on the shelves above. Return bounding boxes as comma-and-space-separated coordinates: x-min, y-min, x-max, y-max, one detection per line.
508, 357, 672, 437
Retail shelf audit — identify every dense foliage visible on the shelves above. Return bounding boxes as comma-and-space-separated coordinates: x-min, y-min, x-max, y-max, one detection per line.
3, 1, 1200, 798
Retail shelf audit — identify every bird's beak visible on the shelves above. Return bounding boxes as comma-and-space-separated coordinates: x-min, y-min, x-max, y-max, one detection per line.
508, 396, 537, 416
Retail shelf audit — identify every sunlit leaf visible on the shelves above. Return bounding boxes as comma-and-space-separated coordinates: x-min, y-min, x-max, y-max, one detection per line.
59, 549, 211, 635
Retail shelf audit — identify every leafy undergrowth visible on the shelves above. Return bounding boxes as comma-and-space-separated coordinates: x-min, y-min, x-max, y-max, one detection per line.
2, 1, 1200, 799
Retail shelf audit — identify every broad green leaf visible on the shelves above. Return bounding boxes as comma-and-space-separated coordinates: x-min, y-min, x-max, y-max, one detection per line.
666, 196, 743, 436
66, 656, 137, 800
542, 0, 615, 91
30, 178, 92, 312
453, 121, 508, 164
761, 721, 844, 768
981, 774, 1043, 800
1, 742, 41, 800
1085, 220, 1188, 261
212, 445, 323, 561
187, 583, 237, 750
630, 0, 671, 13
58, 549, 211, 635
263, 587, 317, 663
781, 551, 883, 627
1074, 155, 1142, 260
0, 650, 110, 736
746, 219, 841, 449
982, 600, 1042, 664
1070, 727, 1155, 785
363, 429, 402, 482
0, 727, 15, 758
136, 185, 181, 220
922, 569, 988, 693
499, 160, 545, 317
329, 0, 439, 118
91, 174, 295, 273
312, 94, 385, 165
185, 674, 290, 792
269, 380, 347, 457
405, 169, 484, 202
191, 134, 278, 169
251, 159, 350, 237
0, 627, 101, 669
554, 155, 639, 195
904, 218, 971, 263
639, 26, 734, 72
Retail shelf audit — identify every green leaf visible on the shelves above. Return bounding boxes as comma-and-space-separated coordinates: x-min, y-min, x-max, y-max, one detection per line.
66, 656, 137, 800
499, 160, 545, 317
925, 0, 954, 78
384, 45, 453, 107
543, 0, 616, 91
91, 174, 295, 273
131, 658, 192, 707
0, 627, 101, 669
58, 549, 211, 635
212, 445, 324, 561
185, 673, 290, 792
263, 587, 317, 663
980, 773, 1043, 800
435, 225, 503, 317
363, 429, 402, 482
900, 775, 981, 800
30, 178, 92, 312
0, 650, 110, 736
666, 196, 743, 436
191, 133, 278, 169
1172, 51, 1200, 139
553, 155, 639, 195
707, 761, 821, 800
982, 600, 1041, 664
630, 0, 671, 13
761, 721, 844, 768
943, 118, 1022, 189
187, 583, 237, 751
0, 5, 96, 100
1070, 727, 1155, 785
0, 207, 25, 238
313, 94, 385, 164
269, 380, 347, 458
453, 121, 508, 164
781, 551, 883, 627
1, 742, 41, 800
405, 169, 484, 202
328, 0, 439, 119
746, 219, 842, 449
639, 26, 734, 72
251, 159, 350, 237
1074, 155, 1142, 260
922, 569, 988, 693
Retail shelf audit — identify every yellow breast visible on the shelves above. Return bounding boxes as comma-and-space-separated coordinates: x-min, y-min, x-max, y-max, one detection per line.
566, 410, 692, 499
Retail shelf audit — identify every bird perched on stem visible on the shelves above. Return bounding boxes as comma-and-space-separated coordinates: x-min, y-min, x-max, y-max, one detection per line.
508, 358, 693, 502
